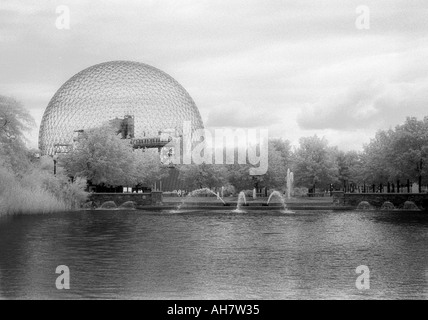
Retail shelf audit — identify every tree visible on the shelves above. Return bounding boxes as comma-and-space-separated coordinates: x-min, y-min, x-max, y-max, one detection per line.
257, 140, 290, 190
336, 149, 364, 187
361, 116, 428, 186
222, 139, 292, 192
0, 95, 35, 142
293, 135, 339, 190
133, 148, 169, 186
61, 126, 167, 187
270, 138, 292, 165
388, 117, 428, 185
360, 130, 393, 183
177, 163, 228, 190
0, 95, 90, 212
224, 163, 255, 191
0, 95, 36, 174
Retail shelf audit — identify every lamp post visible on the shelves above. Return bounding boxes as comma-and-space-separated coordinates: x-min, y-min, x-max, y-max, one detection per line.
53, 153, 58, 175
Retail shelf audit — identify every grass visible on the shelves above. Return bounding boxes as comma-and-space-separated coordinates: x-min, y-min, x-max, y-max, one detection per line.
0, 185, 67, 215
0, 167, 87, 216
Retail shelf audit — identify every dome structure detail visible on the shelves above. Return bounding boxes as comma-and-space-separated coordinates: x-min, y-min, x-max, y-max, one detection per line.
39, 60, 203, 155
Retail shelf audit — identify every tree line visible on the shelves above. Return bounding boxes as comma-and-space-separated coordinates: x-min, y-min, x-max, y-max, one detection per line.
175, 117, 428, 193
1, 95, 427, 196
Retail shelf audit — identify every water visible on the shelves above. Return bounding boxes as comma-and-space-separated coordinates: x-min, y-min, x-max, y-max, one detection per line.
381, 201, 395, 210
267, 191, 293, 213
286, 168, 294, 200
357, 201, 373, 210
234, 191, 247, 213
177, 188, 225, 210
0, 210, 427, 299
403, 201, 419, 210
118, 201, 136, 210
99, 201, 117, 209
267, 191, 284, 206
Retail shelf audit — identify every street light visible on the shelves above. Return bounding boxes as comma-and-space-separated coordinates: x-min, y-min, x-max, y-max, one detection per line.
53, 153, 58, 175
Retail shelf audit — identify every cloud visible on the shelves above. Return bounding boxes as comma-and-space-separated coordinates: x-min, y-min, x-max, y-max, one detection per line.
297, 81, 385, 131
297, 42, 428, 132
298, 81, 428, 131
205, 101, 279, 127
1, 0, 428, 152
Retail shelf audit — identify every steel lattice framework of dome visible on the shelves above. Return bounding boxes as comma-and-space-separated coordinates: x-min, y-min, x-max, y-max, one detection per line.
39, 60, 204, 155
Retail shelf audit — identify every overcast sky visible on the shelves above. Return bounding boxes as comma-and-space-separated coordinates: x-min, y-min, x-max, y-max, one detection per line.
1, 0, 427, 151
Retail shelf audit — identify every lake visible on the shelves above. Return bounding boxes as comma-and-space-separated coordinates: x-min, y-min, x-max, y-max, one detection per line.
0, 209, 427, 299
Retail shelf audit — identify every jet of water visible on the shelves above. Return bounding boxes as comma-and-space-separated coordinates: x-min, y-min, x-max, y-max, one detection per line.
286, 168, 294, 200
267, 190, 290, 212
176, 187, 226, 211
236, 191, 247, 211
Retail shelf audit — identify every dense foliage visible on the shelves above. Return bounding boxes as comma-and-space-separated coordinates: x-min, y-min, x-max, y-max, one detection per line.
2, 94, 427, 202
177, 117, 428, 192
0, 95, 88, 215
60, 126, 169, 187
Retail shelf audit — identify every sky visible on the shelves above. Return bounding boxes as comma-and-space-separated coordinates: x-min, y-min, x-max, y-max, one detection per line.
1, 0, 428, 151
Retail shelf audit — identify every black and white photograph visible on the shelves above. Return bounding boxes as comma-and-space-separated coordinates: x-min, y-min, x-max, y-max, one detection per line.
0, 0, 427, 305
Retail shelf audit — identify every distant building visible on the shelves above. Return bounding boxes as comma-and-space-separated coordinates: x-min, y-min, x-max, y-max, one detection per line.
39, 60, 204, 155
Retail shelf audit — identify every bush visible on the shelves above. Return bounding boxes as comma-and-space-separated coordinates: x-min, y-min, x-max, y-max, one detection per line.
222, 185, 236, 197
242, 189, 255, 197
0, 167, 15, 195
0, 168, 67, 215
292, 187, 309, 197
0, 184, 68, 215
22, 168, 88, 210
0, 166, 88, 216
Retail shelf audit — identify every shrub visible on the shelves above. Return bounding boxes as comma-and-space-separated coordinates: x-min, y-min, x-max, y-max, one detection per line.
292, 187, 309, 197
0, 166, 88, 216
242, 189, 255, 197
0, 180, 67, 215
222, 185, 236, 197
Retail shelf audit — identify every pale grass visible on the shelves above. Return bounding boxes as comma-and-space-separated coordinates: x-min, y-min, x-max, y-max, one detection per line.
0, 168, 87, 216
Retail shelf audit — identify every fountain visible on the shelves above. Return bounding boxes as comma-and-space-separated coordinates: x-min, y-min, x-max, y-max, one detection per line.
233, 191, 247, 213
118, 201, 136, 210
267, 190, 293, 213
286, 168, 294, 200
82, 201, 96, 210
402, 201, 420, 211
175, 187, 226, 211
381, 201, 395, 210
99, 201, 117, 209
356, 201, 372, 210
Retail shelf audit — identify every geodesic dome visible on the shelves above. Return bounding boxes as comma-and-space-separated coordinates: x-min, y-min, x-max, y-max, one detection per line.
39, 60, 203, 155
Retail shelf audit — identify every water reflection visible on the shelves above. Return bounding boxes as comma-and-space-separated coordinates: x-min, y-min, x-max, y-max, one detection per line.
0, 210, 427, 299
